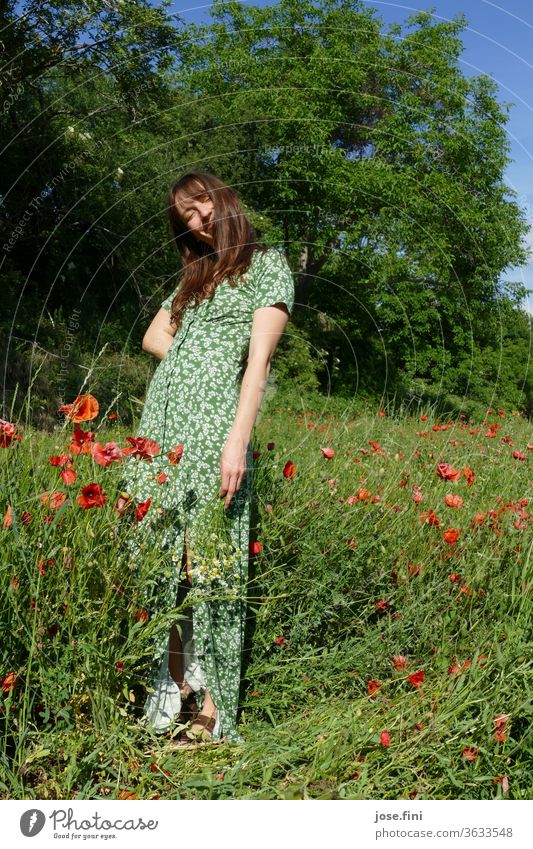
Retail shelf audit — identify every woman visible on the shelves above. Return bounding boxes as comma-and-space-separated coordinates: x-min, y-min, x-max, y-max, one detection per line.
120, 171, 294, 746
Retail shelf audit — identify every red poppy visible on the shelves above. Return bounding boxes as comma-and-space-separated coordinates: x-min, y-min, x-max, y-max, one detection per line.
375, 598, 390, 612
48, 453, 72, 467
252, 450, 261, 460
37, 557, 55, 576
123, 436, 160, 462
118, 790, 138, 800
367, 679, 381, 697
493, 776, 509, 794
267, 442, 275, 450
436, 463, 461, 482
3, 504, 13, 529
392, 655, 407, 670
168, 443, 184, 465
448, 658, 471, 676
68, 425, 95, 455
283, 460, 296, 479
0, 418, 22, 447
274, 635, 287, 646
471, 512, 486, 528
407, 670, 425, 688
412, 486, 423, 503
444, 494, 463, 508
61, 468, 77, 485
134, 608, 149, 624
419, 509, 440, 527
462, 746, 478, 762
249, 541, 263, 556
58, 393, 99, 422
91, 441, 123, 466
116, 661, 124, 673
1, 672, 17, 694
442, 527, 460, 544
39, 490, 67, 511
321, 447, 335, 459
408, 562, 421, 576
108, 412, 118, 421
380, 730, 390, 747
77, 483, 107, 509
513, 451, 525, 461
134, 498, 152, 522
157, 472, 167, 484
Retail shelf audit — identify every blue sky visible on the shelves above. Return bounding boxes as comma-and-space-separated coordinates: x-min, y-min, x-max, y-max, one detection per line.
169, 0, 533, 313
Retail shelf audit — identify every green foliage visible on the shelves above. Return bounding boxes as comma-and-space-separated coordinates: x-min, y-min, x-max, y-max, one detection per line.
272, 325, 322, 393
0, 0, 531, 414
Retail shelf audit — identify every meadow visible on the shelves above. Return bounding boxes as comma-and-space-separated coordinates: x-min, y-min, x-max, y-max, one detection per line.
1, 389, 531, 799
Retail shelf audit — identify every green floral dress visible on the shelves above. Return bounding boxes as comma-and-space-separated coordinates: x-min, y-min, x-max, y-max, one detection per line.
120, 247, 294, 743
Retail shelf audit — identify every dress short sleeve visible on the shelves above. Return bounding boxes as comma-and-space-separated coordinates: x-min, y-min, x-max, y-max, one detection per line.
253, 248, 295, 316
161, 287, 178, 312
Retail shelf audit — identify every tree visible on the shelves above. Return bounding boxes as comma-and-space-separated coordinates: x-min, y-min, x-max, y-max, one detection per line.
0, 0, 188, 422
169, 0, 531, 409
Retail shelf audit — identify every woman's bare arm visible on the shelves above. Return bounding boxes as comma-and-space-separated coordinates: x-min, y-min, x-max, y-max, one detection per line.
142, 308, 178, 360
219, 302, 289, 507
229, 303, 289, 443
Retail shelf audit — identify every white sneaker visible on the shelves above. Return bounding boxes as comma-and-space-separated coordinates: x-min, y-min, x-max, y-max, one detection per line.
211, 710, 221, 739
143, 653, 182, 733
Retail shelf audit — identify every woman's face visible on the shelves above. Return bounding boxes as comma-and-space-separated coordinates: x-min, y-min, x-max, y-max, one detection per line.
174, 187, 215, 245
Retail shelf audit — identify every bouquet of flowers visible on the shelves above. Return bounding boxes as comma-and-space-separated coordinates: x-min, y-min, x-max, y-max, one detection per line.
172, 493, 244, 603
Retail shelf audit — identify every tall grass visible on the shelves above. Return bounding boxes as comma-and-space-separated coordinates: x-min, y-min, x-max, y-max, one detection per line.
0, 391, 531, 799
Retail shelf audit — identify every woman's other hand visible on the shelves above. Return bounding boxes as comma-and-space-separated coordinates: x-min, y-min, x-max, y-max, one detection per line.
219, 435, 247, 508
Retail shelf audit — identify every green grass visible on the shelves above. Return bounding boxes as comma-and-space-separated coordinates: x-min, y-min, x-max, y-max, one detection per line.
1, 390, 531, 799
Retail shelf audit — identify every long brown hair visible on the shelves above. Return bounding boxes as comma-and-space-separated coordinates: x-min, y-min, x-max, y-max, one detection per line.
166, 171, 266, 329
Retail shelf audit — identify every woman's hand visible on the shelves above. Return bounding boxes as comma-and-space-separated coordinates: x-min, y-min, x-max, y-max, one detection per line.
219, 435, 247, 509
